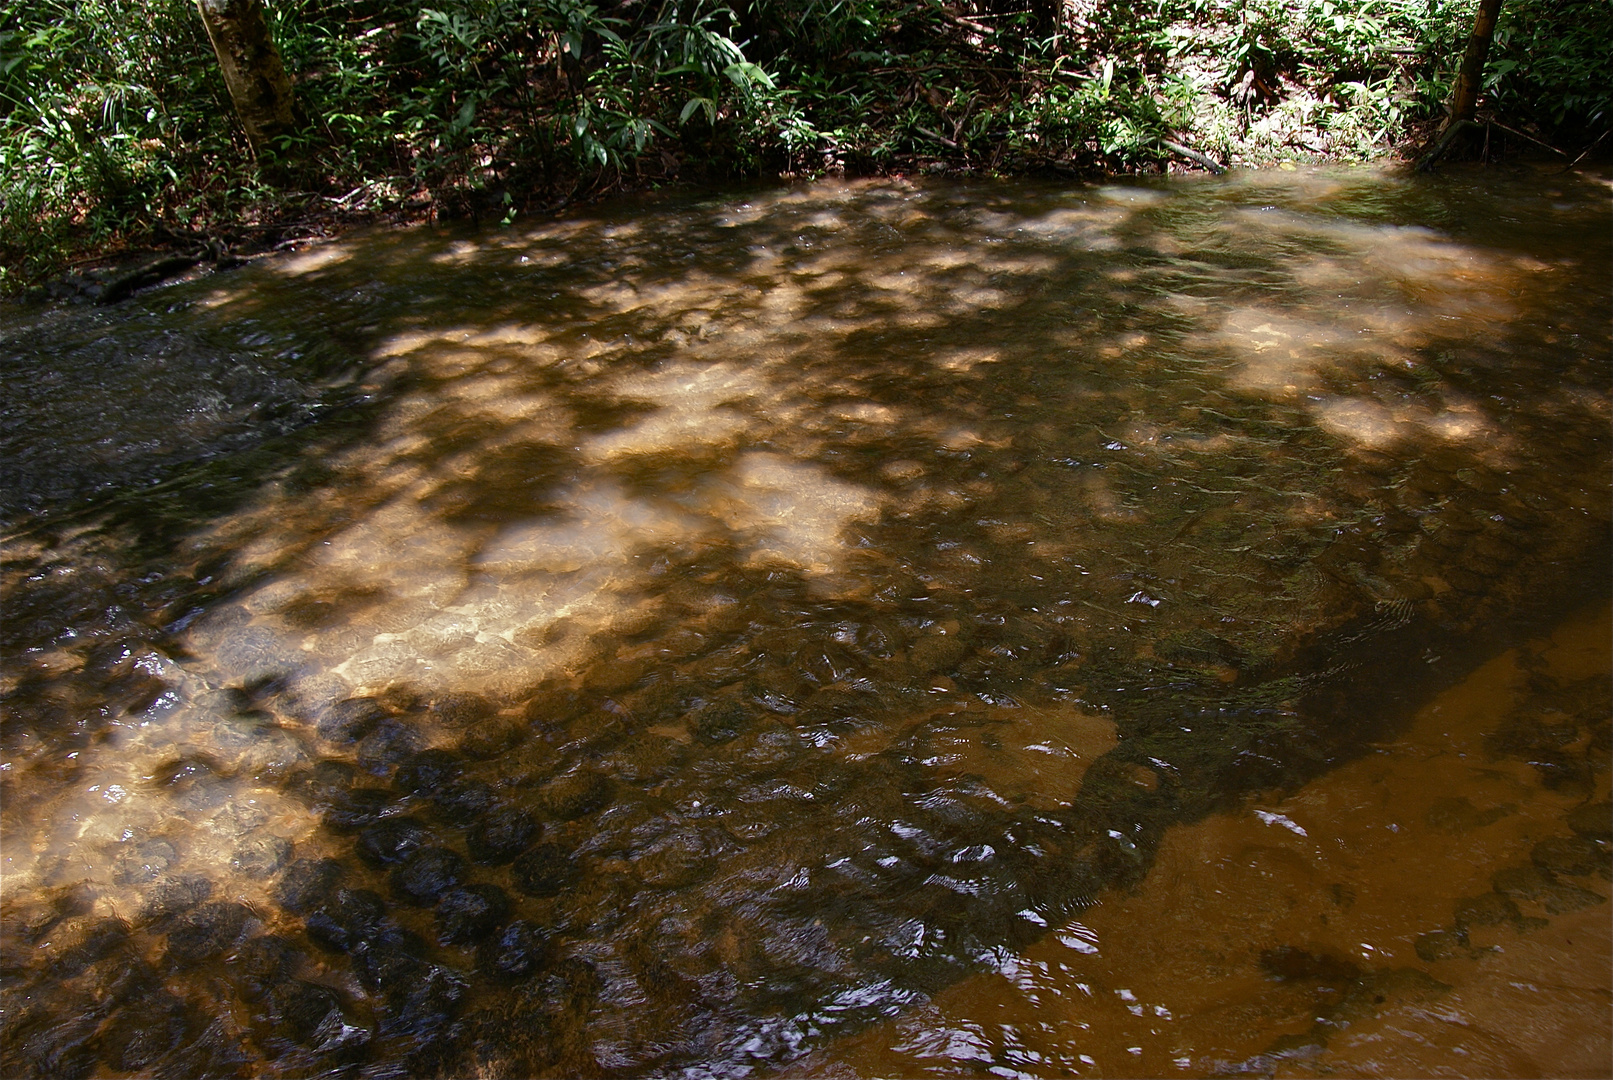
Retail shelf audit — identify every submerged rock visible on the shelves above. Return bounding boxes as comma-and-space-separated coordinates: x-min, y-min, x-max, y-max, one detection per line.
479, 919, 551, 981
391, 847, 467, 906
511, 844, 579, 897
436, 884, 511, 945
164, 901, 250, 963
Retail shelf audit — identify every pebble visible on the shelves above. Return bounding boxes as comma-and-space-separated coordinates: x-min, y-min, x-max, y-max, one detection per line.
391, 847, 467, 906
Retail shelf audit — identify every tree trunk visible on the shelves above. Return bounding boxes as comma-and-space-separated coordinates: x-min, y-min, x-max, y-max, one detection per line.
1446, 0, 1505, 128
1415, 0, 1504, 172
195, 0, 298, 157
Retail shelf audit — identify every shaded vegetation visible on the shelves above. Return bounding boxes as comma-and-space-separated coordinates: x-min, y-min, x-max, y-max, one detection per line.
2, 0, 1609, 289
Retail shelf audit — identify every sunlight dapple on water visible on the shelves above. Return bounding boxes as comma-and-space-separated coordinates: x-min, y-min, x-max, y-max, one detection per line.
1, 166, 1607, 1078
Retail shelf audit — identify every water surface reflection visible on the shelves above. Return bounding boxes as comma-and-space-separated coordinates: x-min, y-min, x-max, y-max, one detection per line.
1, 165, 1608, 1078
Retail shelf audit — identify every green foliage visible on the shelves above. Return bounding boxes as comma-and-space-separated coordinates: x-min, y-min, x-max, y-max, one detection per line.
0, 0, 234, 287
1, 0, 1605, 291
1488, 0, 1612, 140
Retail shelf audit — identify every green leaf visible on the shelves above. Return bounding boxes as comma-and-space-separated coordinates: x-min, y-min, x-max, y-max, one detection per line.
680, 96, 716, 125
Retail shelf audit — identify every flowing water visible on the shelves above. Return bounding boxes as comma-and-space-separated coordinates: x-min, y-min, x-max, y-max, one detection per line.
1, 164, 1608, 1079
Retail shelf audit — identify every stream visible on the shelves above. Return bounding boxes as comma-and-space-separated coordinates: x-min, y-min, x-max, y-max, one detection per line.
1, 164, 1608, 1079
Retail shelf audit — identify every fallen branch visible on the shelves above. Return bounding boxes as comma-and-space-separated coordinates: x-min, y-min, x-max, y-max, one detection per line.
1482, 118, 1567, 157
1158, 138, 1226, 175
915, 125, 960, 150
1563, 127, 1611, 171
98, 253, 202, 304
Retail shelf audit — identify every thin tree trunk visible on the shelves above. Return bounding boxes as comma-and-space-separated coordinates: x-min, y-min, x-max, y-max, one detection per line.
195, 0, 298, 157
1416, 0, 1504, 172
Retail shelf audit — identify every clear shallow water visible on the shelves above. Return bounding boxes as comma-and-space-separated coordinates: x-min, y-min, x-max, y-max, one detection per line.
0, 165, 1608, 1078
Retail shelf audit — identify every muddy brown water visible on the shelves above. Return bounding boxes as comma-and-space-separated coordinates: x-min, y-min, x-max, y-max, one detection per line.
1, 164, 1608, 1079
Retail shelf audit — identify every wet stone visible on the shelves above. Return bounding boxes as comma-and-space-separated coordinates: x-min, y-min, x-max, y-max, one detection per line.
461, 717, 526, 759
306, 888, 388, 953
99, 999, 187, 1071
1531, 834, 1610, 877
436, 884, 512, 946
112, 837, 178, 885
275, 857, 345, 914
238, 728, 306, 784
214, 712, 274, 750
137, 875, 214, 927
1452, 891, 1520, 929
317, 696, 390, 743
430, 692, 495, 727
391, 964, 469, 1037
233, 834, 293, 879
323, 786, 393, 833
690, 699, 750, 746
534, 771, 613, 820
432, 778, 498, 824
396, 749, 464, 794
357, 817, 433, 867
357, 718, 423, 774
466, 806, 539, 865
289, 759, 359, 805
216, 625, 297, 683
52, 917, 131, 976
1568, 801, 1612, 840
479, 919, 550, 981
20, 1014, 100, 1080
1540, 880, 1606, 915
1493, 864, 1556, 902
210, 801, 270, 841
391, 846, 467, 906
164, 901, 250, 963
236, 935, 301, 992
909, 633, 969, 675
512, 844, 580, 897
1424, 796, 1512, 833
352, 929, 432, 995
270, 980, 344, 1045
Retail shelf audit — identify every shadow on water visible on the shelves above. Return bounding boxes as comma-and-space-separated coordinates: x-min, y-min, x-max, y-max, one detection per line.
0, 164, 1608, 1078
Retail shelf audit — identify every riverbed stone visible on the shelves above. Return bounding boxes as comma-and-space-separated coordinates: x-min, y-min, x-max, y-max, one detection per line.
1567, 801, 1612, 840
232, 834, 293, 879
324, 786, 393, 833
138, 875, 215, 927
317, 696, 390, 743
391, 846, 467, 906
357, 718, 423, 774
534, 771, 613, 819
511, 844, 579, 897
479, 919, 550, 981
460, 716, 526, 759
396, 748, 463, 794
1451, 891, 1520, 930
306, 888, 388, 953
432, 778, 498, 824
112, 837, 179, 885
466, 806, 539, 865
436, 884, 511, 945
1531, 834, 1610, 877
52, 917, 131, 977
270, 980, 344, 1044
429, 692, 495, 727
164, 901, 250, 963
357, 817, 433, 867
275, 857, 345, 914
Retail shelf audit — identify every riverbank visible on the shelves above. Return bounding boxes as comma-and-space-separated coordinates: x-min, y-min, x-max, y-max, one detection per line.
4, 0, 1609, 298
